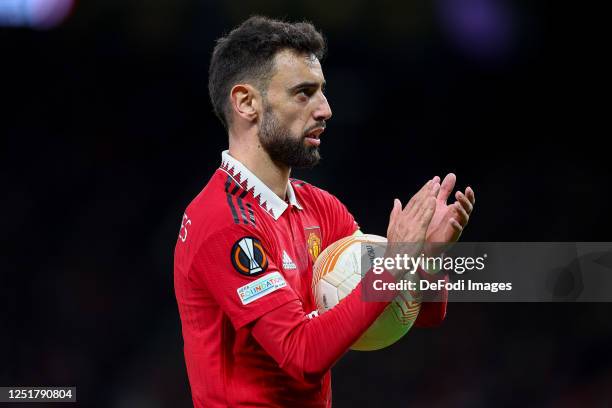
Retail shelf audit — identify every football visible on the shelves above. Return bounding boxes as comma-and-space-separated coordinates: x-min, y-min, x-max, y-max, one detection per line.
312, 234, 421, 351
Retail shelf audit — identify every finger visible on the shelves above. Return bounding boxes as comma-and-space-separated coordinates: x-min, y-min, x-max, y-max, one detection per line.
453, 201, 470, 225
403, 178, 438, 230
432, 182, 441, 199
455, 191, 473, 214
420, 196, 436, 228
408, 196, 436, 240
438, 173, 456, 203
465, 186, 475, 205
404, 180, 432, 213
408, 181, 439, 219
449, 218, 464, 233
397, 192, 434, 243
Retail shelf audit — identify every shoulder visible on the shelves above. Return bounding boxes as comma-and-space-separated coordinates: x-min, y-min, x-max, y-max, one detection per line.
185, 170, 265, 244
290, 177, 346, 208
290, 177, 335, 201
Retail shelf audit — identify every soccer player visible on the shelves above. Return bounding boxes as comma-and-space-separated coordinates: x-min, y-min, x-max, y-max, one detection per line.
174, 16, 475, 407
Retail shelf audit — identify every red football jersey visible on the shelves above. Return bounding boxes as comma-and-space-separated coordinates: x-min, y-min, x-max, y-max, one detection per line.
174, 151, 358, 407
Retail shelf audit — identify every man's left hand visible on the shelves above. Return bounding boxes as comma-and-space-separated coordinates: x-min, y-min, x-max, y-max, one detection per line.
426, 173, 475, 247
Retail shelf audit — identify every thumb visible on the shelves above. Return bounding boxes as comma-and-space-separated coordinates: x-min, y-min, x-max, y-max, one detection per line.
388, 199, 401, 234
393, 198, 402, 218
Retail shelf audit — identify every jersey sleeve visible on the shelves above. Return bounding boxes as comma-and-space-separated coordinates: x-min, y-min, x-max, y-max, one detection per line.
414, 267, 448, 327
251, 270, 391, 382
191, 225, 299, 329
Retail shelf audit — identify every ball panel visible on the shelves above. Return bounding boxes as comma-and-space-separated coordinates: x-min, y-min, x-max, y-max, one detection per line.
311, 236, 358, 289
352, 308, 411, 350
315, 279, 340, 312
312, 234, 421, 351
337, 273, 361, 299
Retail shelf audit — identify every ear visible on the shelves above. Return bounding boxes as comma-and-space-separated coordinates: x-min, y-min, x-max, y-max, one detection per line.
230, 84, 261, 123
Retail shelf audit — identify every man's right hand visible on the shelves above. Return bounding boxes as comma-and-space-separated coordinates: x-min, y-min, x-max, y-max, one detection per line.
385, 179, 440, 279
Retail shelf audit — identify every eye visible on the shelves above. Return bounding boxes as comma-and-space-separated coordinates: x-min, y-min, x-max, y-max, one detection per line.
297, 88, 316, 98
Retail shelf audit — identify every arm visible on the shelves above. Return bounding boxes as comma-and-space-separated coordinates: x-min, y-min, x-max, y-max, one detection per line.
414, 265, 448, 328
252, 273, 389, 382
251, 179, 439, 382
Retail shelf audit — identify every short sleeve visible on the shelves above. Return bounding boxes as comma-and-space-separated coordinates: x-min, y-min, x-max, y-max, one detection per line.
191, 225, 299, 329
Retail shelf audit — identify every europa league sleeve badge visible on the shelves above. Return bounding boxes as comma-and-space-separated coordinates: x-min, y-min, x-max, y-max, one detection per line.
231, 237, 269, 277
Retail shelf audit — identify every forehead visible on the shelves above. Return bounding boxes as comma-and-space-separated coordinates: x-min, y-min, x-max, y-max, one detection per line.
269, 49, 324, 87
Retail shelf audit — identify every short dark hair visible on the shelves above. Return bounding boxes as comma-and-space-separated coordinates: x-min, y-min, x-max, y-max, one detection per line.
208, 16, 326, 129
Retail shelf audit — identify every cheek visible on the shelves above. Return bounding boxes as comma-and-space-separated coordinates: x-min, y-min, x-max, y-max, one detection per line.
271, 99, 311, 136
290, 121, 307, 138
279, 110, 308, 137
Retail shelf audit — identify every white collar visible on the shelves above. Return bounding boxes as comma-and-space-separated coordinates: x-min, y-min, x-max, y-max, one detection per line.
220, 150, 303, 220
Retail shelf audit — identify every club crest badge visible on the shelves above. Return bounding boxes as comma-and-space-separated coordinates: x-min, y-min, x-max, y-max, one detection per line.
306, 227, 322, 262
231, 237, 268, 276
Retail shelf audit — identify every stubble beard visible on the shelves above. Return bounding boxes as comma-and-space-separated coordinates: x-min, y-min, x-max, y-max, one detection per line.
258, 104, 321, 169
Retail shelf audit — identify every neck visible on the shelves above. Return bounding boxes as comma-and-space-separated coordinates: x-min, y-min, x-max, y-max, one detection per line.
228, 132, 290, 200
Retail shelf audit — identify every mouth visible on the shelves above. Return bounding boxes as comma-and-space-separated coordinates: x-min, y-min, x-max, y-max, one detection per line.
304, 127, 325, 146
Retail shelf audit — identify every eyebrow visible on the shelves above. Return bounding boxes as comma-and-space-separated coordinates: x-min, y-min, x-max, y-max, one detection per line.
288, 80, 326, 93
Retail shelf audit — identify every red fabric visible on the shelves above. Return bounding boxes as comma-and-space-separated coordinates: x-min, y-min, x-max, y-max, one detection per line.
174, 168, 359, 407
415, 267, 449, 328
174, 158, 448, 407
249, 268, 446, 386
252, 272, 390, 384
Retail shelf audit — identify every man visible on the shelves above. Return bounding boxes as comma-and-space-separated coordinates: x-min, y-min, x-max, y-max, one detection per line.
174, 16, 475, 407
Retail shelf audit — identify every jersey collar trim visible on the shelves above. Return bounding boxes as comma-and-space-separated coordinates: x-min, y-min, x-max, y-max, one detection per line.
220, 150, 303, 220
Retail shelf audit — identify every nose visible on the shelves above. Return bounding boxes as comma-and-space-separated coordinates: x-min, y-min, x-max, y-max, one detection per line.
313, 92, 332, 121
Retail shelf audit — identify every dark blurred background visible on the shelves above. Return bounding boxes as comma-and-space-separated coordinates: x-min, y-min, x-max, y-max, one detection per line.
2, 0, 611, 407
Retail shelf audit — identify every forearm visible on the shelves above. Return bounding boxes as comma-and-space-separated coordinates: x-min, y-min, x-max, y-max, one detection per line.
414, 266, 448, 327
252, 271, 390, 382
